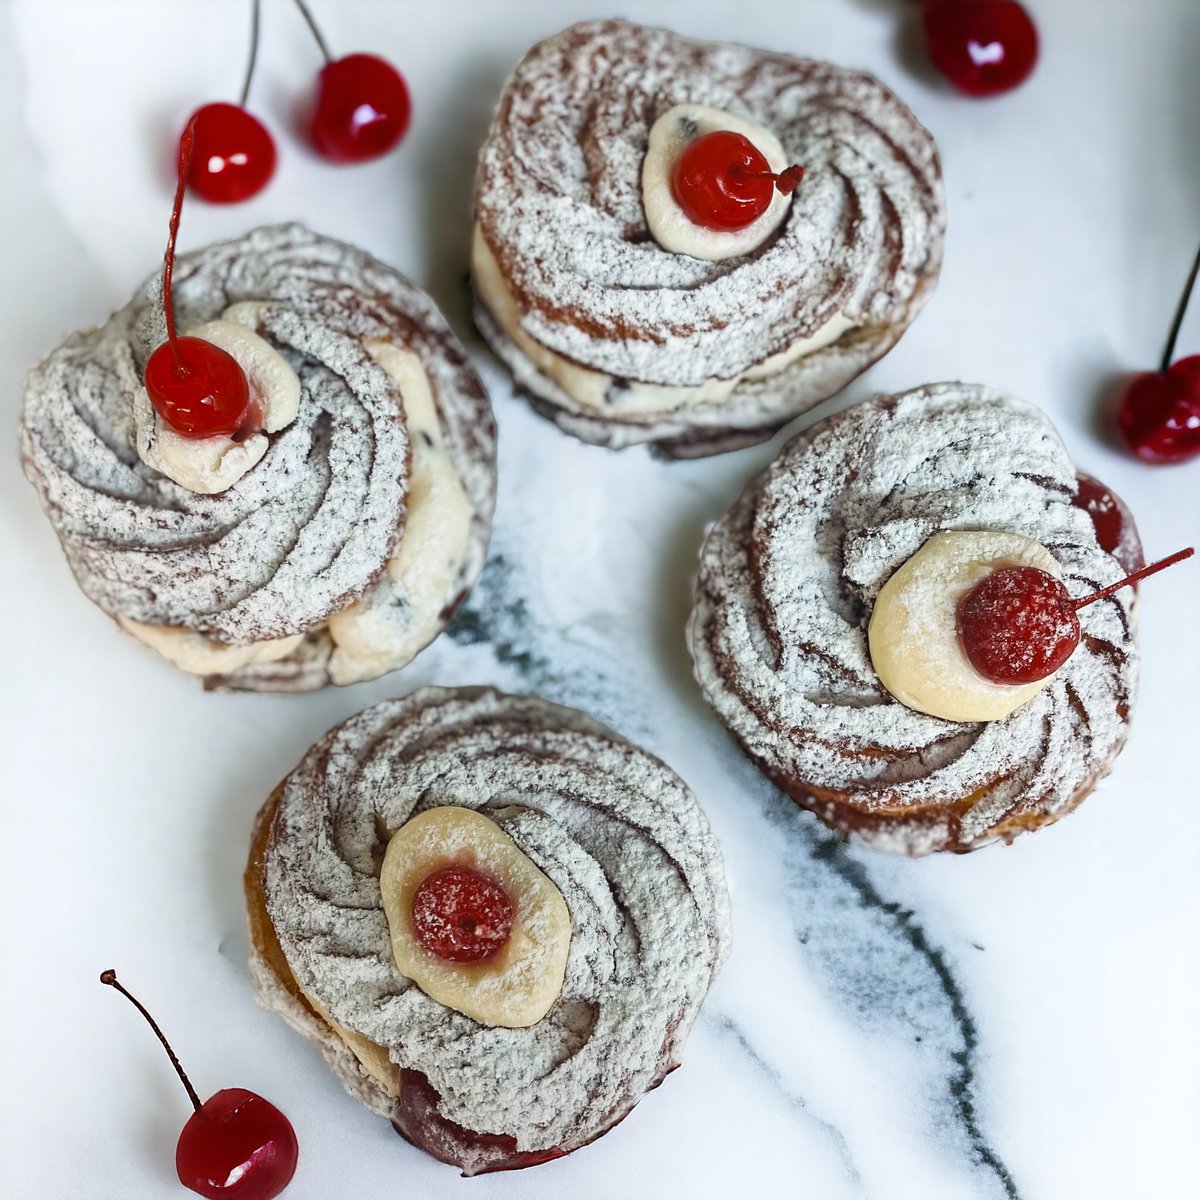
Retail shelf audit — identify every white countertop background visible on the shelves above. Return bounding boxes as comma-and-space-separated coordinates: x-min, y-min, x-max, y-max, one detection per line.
1, 1, 1197, 1197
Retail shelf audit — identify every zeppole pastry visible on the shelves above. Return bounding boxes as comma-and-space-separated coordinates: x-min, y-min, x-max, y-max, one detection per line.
689, 383, 1147, 854
245, 687, 731, 1174
21, 223, 495, 691
473, 19, 945, 457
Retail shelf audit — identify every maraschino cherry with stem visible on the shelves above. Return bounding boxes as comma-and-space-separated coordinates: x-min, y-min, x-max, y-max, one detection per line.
1117, 242, 1200, 465
144, 120, 255, 440
922, 0, 1039, 98
671, 131, 805, 232
292, 0, 411, 163
957, 546, 1194, 685
184, 0, 276, 203
100, 970, 298, 1200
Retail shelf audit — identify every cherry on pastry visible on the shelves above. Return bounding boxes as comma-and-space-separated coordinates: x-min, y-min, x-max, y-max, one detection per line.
145, 118, 254, 440
671, 130, 805, 232
410, 866, 514, 963
183, 0, 276, 203
100, 970, 298, 1200
922, 0, 1039, 97
1117, 244, 1200, 464
292, 0, 411, 163
957, 546, 1194, 685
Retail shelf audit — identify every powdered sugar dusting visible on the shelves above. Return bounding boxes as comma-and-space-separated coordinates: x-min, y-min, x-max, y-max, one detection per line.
689, 384, 1138, 854
260, 687, 731, 1152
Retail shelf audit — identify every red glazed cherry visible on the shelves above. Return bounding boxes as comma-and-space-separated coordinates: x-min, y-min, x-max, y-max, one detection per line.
293, 0, 410, 163
184, 103, 276, 204
922, 0, 1039, 97
145, 118, 252, 439
1073, 473, 1144, 576
671, 130, 805, 232
410, 866, 514, 964
101, 970, 298, 1200
957, 548, 1194, 685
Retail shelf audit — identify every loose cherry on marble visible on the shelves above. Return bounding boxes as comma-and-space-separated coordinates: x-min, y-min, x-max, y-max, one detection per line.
183, 0, 276, 203
144, 119, 254, 440
922, 0, 1039, 98
292, 0, 411, 163
671, 130, 805, 232
410, 866, 514, 964
1117, 243, 1200, 464
100, 970, 298, 1200
956, 547, 1194, 685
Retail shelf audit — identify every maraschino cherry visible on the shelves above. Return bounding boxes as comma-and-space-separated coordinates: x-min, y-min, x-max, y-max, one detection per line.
1117, 243, 1200, 465
922, 0, 1039, 98
292, 0, 411, 163
144, 120, 254, 440
410, 866, 514, 964
183, 0, 276, 203
957, 547, 1194, 685
671, 130, 805, 232
100, 970, 298, 1200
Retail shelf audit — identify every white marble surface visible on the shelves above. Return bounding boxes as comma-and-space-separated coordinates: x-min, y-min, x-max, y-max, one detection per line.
2, 1, 1198, 1197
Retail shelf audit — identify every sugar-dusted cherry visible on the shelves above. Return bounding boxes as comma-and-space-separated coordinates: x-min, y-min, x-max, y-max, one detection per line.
145, 118, 253, 440
411, 866, 514, 963
671, 130, 805, 232
922, 0, 1039, 98
957, 547, 1194, 685
182, 0, 275, 203
292, 0, 411, 163
1073, 473, 1144, 577
100, 970, 298, 1200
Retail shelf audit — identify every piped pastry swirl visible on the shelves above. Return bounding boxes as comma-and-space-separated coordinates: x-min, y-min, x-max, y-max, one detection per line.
246, 687, 731, 1174
21, 224, 495, 691
473, 19, 945, 456
689, 384, 1138, 854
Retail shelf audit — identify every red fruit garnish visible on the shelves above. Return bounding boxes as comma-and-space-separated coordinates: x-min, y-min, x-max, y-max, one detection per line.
293, 1, 410, 163
182, 3, 274, 204
101, 971, 298, 1200
957, 548, 1194, 685
410, 866, 514, 964
145, 119, 252, 439
1073, 473, 1144, 577
922, 0, 1039, 98
671, 130, 805, 232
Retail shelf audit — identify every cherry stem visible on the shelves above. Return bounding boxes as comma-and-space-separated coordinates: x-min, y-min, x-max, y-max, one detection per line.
237, 0, 262, 109
1072, 546, 1194, 611
100, 970, 202, 1112
161, 117, 197, 376
292, 0, 333, 64
732, 163, 806, 196
1160, 241, 1200, 372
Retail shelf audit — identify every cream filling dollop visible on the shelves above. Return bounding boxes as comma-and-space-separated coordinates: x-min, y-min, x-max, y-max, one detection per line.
134, 304, 301, 495
121, 341, 474, 684
642, 104, 792, 261
868, 531, 1067, 722
472, 227, 853, 415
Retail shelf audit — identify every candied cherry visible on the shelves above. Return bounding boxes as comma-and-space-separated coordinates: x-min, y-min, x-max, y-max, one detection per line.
145, 119, 252, 440
957, 548, 1194, 685
101, 970, 298, 1200
671, 130, 805, 232
293, 0, 411, 162
1073, 473, 1144, 576
182, 1, 275, 203
922, 0, 1039, 98
410, 866, 514, 964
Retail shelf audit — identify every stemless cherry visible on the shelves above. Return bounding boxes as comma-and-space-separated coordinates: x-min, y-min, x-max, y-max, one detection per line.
101, 970, 298, 1200
671, 130, 805, 232
182, 2, 275, 203
922, 0, 1039, 98
1117, 244, 1200, 465
1073, 473, 1144, 577
145, 118, 252, 439
957, 548, 1194, 685
410, 866, 514, 964
293, 0, 411, 163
